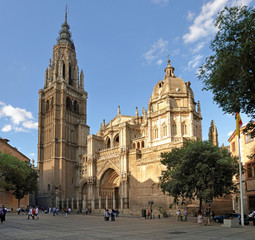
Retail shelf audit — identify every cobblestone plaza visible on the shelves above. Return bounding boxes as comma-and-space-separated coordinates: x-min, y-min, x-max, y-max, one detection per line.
1, 213, 254, 240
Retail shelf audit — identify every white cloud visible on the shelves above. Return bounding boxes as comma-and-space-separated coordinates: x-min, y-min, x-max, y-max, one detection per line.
29, 153, 35, 157
188, 55, 203, 69
192, 42, 205, 53
156, 59, 163, 65
231, 0, 252, 7
2, 124, 12, 132
228, 131, 234, 136
1, 105, 33, 125
187, 11, 195, 21
151, 0, 169, 6
183, 0, 228, 44
0, 102, 37, 133
143, 38, 168, 64
22, 121, 38, 129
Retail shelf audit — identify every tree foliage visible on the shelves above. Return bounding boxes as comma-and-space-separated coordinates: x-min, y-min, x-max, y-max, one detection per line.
0, 152, 38, 206
160, 141, 238, 210
198, 6, 255, 136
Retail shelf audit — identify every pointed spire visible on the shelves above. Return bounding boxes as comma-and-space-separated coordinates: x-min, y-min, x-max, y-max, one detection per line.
80, 69, 84, 87
57, 8, 74, 46
209, 120, 218, 146
135, 107, 139, 117
118, 106, 121, 115
197, 101, 201, 115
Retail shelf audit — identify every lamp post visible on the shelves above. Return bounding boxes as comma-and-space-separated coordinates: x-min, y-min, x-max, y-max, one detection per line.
148, 200, 154, 219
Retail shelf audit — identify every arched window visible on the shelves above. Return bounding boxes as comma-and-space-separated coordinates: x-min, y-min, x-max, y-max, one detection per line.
74, 101, 79, 112
172, 122, 177, 136
182, 122, 187, 135
106, 137, 111, 149
137, 142, 140, 149
162, 124, 167, 137
66, 97, 72, 110
63, 63, 65, 79
141, 141, 145, 148
69, 66, 72, 85
114, 134, 119, 147
46, 100, 49, 112
132, 143, 136, 149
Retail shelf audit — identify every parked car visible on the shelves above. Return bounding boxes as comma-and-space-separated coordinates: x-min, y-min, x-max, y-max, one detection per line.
214, 213, 249, 225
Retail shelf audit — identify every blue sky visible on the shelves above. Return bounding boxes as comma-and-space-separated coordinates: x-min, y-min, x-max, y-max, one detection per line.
0, 0, 253, 163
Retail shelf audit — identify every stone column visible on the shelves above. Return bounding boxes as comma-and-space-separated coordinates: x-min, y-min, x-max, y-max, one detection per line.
106, 196, 108, 209
71, 198, 74, 210
56, 197, 59, 209
66, 198, 69, 208
113, 197, 116, 209
99, 196, 101, 210
91, 198, 95, 209
121, 198, 123, 210
77, 197, 79, 210
83, 196, 87, 210
62, 198, 64, 209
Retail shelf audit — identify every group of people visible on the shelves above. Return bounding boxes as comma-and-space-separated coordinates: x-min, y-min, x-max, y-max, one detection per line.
104, 209, 119, 221
197, 209, 215, 225
26, 206, 40, 220
176, 209, 188, 221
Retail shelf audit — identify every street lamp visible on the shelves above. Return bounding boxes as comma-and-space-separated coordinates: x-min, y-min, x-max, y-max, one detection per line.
148, 200, 154, 219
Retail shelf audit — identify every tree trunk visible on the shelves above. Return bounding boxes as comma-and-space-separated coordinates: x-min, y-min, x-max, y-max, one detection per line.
199, 199, 202, 211
18, 198, 20, 208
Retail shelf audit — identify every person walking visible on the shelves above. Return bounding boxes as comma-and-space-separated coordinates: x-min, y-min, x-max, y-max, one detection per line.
197, 210, 203, 225
184, 209, 188, 221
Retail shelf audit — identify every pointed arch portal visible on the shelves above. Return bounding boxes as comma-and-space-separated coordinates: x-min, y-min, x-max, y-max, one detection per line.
100, 168, 120, 209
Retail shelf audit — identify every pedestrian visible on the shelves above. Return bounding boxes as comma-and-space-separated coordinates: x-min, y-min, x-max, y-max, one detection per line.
210, 211, 215, 222
27, 206, 32, 220
1, 205, 7, 223
147, 209, 151, 219
184, 209, 188, 221
204, 209, 210, 226
176, 209, 181, 221
53, 207, 56, 216
104, 209, 109, 221
65, 209, 68, 218
197, 210, 203, 225
35, 206, 39, 220
110, 209, 115, 221
32, 207, 36, 220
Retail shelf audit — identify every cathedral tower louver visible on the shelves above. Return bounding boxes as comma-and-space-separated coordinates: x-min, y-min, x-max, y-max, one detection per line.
37, 12, 90, 207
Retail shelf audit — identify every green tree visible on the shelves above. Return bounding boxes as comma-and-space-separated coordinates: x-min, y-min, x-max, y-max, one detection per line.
0, 152, 38, 207
198, 6, 255, 136
160, 141, 238, 210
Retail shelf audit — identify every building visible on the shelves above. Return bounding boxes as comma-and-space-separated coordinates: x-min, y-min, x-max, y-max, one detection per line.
228, 124, 255, 214
37, 12, 90, 208
38, 13, 206, 214
0, 138, 30, 209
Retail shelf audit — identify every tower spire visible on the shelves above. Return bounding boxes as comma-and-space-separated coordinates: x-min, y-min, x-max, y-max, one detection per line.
57, 6, 73, 46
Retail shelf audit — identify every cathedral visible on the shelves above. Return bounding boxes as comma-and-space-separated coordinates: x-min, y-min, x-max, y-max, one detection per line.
38, 13, 205, 214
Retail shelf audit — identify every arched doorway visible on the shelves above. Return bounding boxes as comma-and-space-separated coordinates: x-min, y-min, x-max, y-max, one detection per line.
100, 168, 120, 209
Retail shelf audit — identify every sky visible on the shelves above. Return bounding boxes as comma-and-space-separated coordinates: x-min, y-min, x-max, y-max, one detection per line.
0, 0, 254, 164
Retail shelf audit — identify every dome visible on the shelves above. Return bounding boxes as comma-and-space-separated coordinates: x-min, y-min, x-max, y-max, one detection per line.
149, 60, 192, 102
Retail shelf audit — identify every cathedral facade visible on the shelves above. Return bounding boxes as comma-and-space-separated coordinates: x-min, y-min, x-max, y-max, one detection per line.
38, 14, 203, 214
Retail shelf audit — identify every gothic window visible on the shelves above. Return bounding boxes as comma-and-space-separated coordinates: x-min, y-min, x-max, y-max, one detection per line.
66, 97, 72, 110
172, 122, 177, 136
63, 63, 65, 79
181, 122, 187, 135
74, 101, 79, 112
162, 124, 167, 137
106, 137, 111, 149
141, 141, 145, 148
133, 143, 135, 149
46, 100, 49, 112
69, 66, 73, 85
154, 127, 158, 140
114, 134, 119, 147
137, 142, 140, 149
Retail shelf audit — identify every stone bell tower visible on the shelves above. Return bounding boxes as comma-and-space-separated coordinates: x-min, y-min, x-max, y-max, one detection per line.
38, 12, 90, 207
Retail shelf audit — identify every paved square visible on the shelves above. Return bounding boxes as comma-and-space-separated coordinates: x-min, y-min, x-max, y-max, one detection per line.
1, 213, 254, 240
